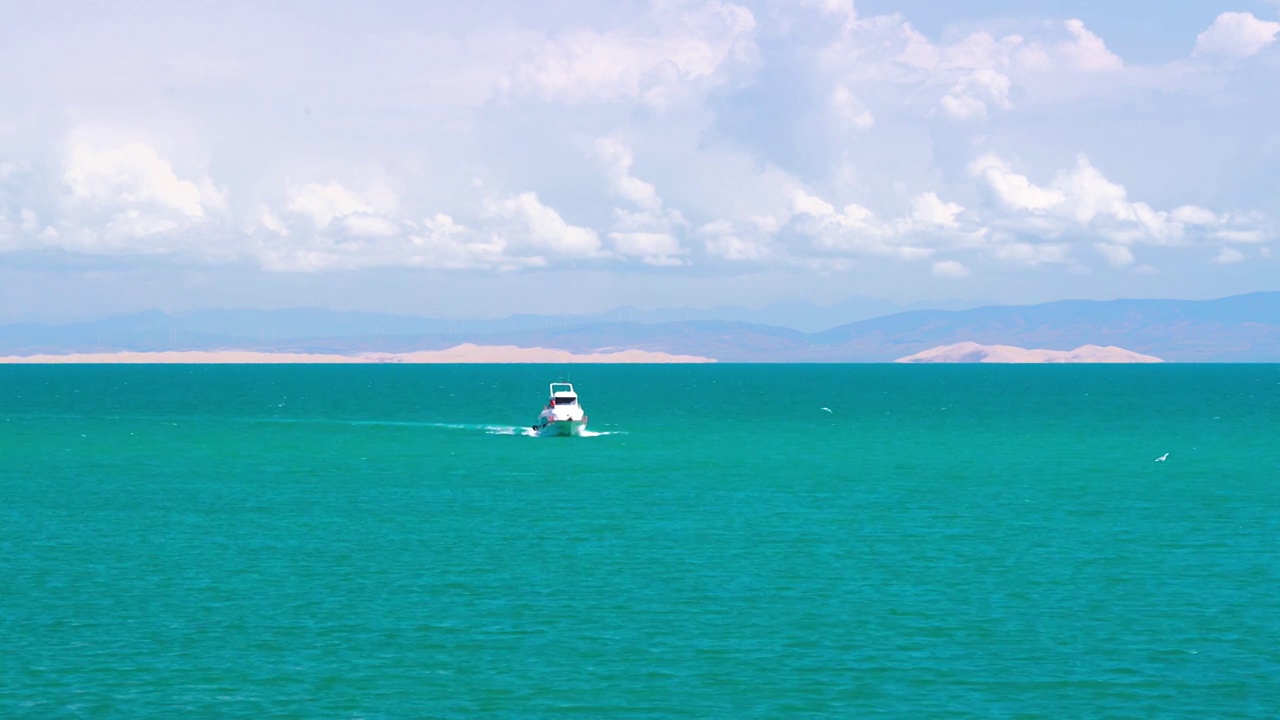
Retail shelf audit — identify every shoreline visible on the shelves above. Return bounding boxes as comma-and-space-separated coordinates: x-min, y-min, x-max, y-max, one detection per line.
0, 344, 716, 364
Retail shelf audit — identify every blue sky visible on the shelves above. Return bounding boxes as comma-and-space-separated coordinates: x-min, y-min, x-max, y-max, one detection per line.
1, 0, 1278, 321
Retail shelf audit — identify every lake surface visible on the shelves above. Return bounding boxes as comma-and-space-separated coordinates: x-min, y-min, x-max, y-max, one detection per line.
2, 364, 1278, 717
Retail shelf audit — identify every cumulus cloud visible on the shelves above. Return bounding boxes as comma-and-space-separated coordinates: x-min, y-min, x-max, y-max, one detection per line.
931, 260, 969, 277
1094, 242, 1136, 267
62, 128, 221, 221
940, 93, 989, 121
1194, 12, 1280, 58
809, 12, 1126, 124
1056, 19, 1124, 72
803, 0, 857, 30
594, 137, 663, 212
594, 136, 690, 265
783, 189, 935, 261
967, 152, 1265, 249
32, 127, 230, 256
489, 191, 603, 258
250, 187, 607, 273
831, 86, 875, 130
696, 209, 795, 263
940, 68, 1012, 120
0, 0, 1273, 293
968, 155, 1065, 212
283, 181, 399, 231
0, 161, 31, 183
608, 231, 686, 266
910, 193, 963, 228
1212, 246, 1245, 264
405, 214, 533, 272
991, 242, 1071, 266
499, 0, 757, 106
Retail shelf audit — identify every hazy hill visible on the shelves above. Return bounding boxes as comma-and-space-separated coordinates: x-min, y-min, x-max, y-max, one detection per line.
1, 292, 1277, 361
812, 292, 1280, 361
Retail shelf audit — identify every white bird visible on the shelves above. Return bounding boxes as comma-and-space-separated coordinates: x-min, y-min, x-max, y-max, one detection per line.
820, 407, 832, 413
1154, 453, 1169, 462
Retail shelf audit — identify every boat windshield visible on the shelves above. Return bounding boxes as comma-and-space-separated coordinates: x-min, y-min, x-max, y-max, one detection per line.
553, 396, 577, 405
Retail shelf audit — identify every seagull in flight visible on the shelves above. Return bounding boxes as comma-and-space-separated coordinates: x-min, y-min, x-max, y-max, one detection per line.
820, 407, 833, 413
1154, 453, 1169, 462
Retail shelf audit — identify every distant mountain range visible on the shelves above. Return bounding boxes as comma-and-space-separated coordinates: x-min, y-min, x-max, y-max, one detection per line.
0, 295, 960, 339
1, 292, 1278, 362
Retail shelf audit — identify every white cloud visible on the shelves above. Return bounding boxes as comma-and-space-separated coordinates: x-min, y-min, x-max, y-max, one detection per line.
1194, 12, 1280, 58
1212, 246, 1245, 264
609, 231, 686, 266
0, 0, 1275, 298
911, 192, 963, 228
831, 86, 875, 130
941, 68, 1012, 119
19, 208, 39, 234
259, 207, 289, 236
103, 210, 180, 240
593, 136, 689, 265
803, 0, 857, 31
1215, 229, 1268, 243
991, 242, 1071, 265
699, 223, 770, 261
284, 181, 398, 229
1094, 242, 1135, 267
37, 127, 231, 256
969, 155, 1065, 211
931, 260, 969, 277
499, 0, 757, 106
490, 191, 603, 258
811, 14, 1125, 124
341, 214, 401, 238
62, 128, 217, 220
1051, 157, 1132, 225
968, 153, 1264, 248
406, 214, 534, 272
0, 161, 31, 182
1171, 205, 1219, 225
594, 137, 662, 211
1056, 19, 1124, 72
940, 93, 988, 120
786, 189, 935, 261
227, 176, 615, 271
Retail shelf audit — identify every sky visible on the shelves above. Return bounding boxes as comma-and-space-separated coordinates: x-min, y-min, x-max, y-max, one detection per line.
1, 0, 1278, 321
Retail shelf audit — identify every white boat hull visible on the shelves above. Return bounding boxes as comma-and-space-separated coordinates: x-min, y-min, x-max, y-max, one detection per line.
535, 419, 588, 437
533, 382, 589, 437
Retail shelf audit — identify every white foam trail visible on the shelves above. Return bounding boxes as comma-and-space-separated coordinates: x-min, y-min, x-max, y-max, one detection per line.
255, 417, 622, 438
482, 425, 524, 436
520, 427, 623, 438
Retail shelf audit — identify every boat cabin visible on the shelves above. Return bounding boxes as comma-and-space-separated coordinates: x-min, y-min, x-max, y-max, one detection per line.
548, 382, 578, 406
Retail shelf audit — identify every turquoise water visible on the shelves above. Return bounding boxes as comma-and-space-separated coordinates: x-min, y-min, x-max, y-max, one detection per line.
2, 364, 1278, 718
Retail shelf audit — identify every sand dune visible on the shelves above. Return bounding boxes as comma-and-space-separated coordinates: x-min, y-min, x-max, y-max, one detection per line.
0, 343, 716, 364
895, 342, 1162, 364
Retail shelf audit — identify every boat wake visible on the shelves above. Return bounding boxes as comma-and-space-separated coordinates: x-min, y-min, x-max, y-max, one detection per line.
252, 417, 622, 437
407, 422, 623, 438
514, 426, 623, 438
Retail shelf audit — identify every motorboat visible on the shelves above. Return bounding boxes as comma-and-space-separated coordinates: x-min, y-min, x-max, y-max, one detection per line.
533, 382, 588, 437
